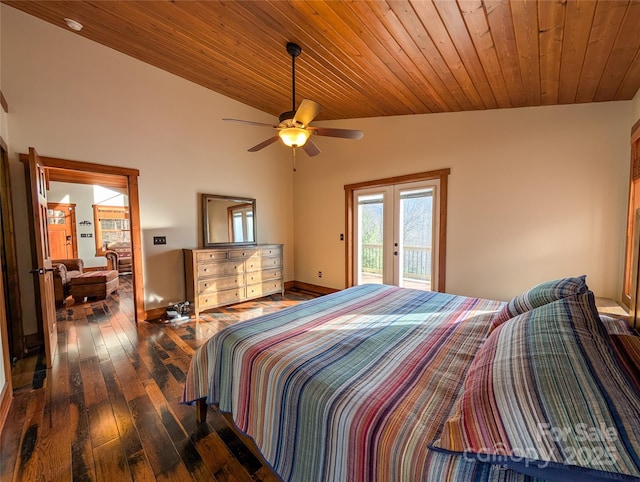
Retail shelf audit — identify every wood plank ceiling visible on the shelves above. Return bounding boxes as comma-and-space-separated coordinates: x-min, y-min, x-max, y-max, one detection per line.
4, 0, 640, 121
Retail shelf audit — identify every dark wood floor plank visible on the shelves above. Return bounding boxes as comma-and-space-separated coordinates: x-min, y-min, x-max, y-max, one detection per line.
172, 437, 214, 482
128, 393, 190, 478
70, 391, 97, 481
75, 316, 98, 361
93, 438, 132, 481
37, 351, 72, 480
192, 426, 246, 480
163, 327, 196, 356
13, 385, 45, 481
79, 355, 108, 408
0, 392, 28, 481
88, 398, 120, 449
6, 281, 317, 482
125, 449, 157, 482
108, 343, 147, 402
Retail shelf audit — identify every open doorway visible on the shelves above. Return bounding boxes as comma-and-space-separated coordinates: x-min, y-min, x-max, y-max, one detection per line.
20, 152, 144, 326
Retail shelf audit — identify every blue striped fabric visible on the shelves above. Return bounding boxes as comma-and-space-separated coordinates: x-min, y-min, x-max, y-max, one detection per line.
490, 276, 588, 330
431, 291, 640, 481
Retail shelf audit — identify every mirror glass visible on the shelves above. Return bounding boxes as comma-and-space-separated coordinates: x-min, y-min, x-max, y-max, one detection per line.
202, 193, 256, 247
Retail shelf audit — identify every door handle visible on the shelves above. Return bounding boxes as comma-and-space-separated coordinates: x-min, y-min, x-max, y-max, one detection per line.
30, 268, 55, 274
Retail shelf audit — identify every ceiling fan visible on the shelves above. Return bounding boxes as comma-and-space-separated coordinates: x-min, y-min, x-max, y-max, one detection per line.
223, 42, 364, 158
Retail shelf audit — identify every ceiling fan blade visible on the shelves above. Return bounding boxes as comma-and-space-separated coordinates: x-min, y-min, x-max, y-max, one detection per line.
223, 118, 277, 128
302, 139, 321, 157
293, 99, 322, 127
311, 126, 364, 140
248, 136, 280, 152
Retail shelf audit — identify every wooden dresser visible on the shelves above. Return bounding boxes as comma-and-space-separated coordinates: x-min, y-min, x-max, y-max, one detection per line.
183, 244, 284, 318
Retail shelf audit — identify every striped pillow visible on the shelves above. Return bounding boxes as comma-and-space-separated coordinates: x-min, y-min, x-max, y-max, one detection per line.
600, 315, 634, 335
430, 291, 640, 481
490, 275, 588, 331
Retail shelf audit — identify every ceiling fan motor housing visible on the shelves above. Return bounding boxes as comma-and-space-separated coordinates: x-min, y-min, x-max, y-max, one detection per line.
279, 110, 297, 124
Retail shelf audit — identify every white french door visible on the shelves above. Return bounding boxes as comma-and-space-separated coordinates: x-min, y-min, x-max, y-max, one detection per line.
353, 180, 439, 290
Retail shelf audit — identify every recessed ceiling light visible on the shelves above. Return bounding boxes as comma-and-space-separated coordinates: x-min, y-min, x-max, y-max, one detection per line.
64, 18, 83, 32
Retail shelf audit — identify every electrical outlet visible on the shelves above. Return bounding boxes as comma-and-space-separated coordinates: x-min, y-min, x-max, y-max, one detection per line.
318, 271, 323, 278
153, 236, 167, 245
340, 233, 344, 241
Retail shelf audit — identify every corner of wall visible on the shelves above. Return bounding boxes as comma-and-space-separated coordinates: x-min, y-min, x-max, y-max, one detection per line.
632, 88, 640, 126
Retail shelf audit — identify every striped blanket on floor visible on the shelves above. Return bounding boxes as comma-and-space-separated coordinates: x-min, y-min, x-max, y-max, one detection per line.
183, 284, 504, 481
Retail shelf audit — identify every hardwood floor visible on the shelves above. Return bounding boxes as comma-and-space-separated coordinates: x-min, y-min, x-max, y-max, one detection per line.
1, 275, 318, 481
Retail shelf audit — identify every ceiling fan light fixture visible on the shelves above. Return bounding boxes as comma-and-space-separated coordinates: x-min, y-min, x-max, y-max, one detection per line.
279, 127, 310, 147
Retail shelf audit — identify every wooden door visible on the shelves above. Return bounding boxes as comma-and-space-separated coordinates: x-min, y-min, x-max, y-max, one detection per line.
47, 203, 77, 259
27, 147, 57, 367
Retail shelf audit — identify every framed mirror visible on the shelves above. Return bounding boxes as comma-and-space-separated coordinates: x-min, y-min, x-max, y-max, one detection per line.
202, 193, 256, 247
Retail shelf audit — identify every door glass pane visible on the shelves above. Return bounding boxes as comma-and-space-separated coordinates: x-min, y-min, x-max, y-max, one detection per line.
398, 188, 433, 291
357, 193, 385, 285
47, 208, 66, 225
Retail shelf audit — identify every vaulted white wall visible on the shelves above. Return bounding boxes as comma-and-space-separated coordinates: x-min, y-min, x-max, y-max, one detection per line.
293, 102, 632, 301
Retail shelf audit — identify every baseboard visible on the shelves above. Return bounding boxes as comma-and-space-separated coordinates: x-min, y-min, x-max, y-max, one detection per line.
290, 281, 339, 295
0, 379, 12, 432
144, 306, 165, 322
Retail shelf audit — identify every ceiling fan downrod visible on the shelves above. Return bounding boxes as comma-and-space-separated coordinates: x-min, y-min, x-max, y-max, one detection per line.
287, 42, 302, 116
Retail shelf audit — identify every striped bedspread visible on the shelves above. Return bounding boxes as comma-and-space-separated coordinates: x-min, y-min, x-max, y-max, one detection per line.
182, 284, 505, 481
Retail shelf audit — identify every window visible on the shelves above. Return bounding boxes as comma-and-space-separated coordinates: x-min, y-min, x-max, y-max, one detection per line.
93, 205, 130, 255
622, 122, 640, 309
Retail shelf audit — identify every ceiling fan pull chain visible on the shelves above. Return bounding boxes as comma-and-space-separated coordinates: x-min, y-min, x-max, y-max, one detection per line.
292, 147, 297, 172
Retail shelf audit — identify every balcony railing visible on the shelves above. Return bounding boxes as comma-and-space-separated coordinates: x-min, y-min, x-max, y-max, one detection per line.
361, 243, 432, 281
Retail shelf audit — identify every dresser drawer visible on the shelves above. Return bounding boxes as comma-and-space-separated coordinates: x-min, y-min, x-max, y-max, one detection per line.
228, 248, 259, 260
199, 288, 243, 309
246, 280, 282, 299
261, 246, 282, 257
198, 275, 244, 294
197, 261, 242, 278
246, 256, 282, 272
196, 250, 228, 263
245, 268, 282, 285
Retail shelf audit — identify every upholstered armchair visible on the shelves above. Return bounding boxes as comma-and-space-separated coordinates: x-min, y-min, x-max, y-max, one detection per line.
105, 248, 132, 274
51, 258, 84, 307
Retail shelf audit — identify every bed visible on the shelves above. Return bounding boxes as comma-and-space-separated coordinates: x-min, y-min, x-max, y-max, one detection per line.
182, 279, 640, 482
